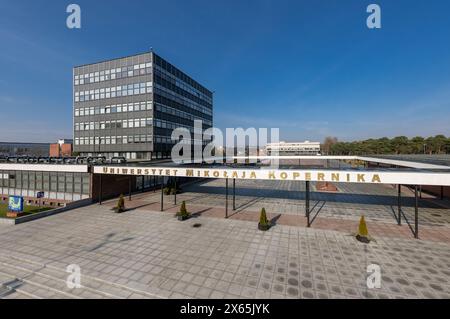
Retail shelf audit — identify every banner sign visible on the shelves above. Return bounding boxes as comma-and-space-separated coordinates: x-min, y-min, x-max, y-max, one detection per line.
37, 191, 45, 199
93, 166, 450, 186
8, 196, 24, 212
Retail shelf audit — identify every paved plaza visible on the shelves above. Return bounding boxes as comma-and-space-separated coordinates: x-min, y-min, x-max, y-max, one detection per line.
0, 179, 449, 299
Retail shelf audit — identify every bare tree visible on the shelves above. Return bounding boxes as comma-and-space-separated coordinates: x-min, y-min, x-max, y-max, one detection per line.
322, 136, 338, 155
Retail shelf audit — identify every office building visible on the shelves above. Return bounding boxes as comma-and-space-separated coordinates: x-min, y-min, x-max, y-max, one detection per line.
73, 51, 213, 160
265, 141, 321, 156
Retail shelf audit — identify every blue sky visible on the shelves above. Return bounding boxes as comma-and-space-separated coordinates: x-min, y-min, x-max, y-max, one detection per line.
0, 0, 449, 143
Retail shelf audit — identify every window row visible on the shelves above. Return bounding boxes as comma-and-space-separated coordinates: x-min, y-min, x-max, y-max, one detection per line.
74, 135, 153, 145
154, 65, 212, 104
155, 103, 212, 126
75, 118, 153, 131
74, 63, 152, 85
154, 118, 192, 131
154, 84, 212, 117
153, 54, 212, 98
75, 101, 152, 117
0, 171, 90, 195
74, 82, 152, 102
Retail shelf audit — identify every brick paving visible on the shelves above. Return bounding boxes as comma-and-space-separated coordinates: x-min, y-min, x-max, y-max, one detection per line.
110, 179, 450, 242
0, 179, 449, 299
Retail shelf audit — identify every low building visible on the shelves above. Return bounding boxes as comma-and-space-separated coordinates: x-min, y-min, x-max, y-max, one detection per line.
265, 141, 321, 156
49, 139, 73, 157
0, 142, 50, 157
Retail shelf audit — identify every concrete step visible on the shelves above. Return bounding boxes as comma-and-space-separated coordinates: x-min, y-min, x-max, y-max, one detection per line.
0, 253, 163, 299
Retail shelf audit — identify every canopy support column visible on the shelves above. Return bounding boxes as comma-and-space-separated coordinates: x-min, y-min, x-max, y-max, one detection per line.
99, 174, 102, 205
397, 184, 402, 225
160, 180, 164, 211
233, 178, 236, 211
305, 181, 310, 227
225, 178, 229, 218
128, 176, 132, 201
415, 185, 419, 239
174, 177, 177, 205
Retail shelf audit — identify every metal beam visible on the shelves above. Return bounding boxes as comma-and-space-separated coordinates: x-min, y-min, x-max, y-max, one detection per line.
233, 178, 236, 210
225, 178, 229, 218
128, 176, 132, 201
160, 179, 164, 211
305, 181, 310, 227
415, 185, 419, 239
397, 184, 402, 225
99, 174, 102, 205
174, 177, 177, 205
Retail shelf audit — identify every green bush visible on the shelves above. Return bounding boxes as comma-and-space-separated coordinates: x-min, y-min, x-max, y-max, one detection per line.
115, 194, 125, 213
176, 201, 190, 218
259, 207, 269, 226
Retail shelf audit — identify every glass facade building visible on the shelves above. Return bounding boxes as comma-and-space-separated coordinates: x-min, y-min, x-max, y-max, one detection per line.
73, 51, 213, 160
0, 169, 91, 203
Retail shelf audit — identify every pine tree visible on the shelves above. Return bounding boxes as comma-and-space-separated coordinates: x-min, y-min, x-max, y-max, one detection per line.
259, 207, 268, 226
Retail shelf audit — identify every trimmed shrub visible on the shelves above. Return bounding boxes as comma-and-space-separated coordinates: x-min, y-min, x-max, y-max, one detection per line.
176, 201, 190, 220
258, 207, 270, 231
115, 194, 125, 213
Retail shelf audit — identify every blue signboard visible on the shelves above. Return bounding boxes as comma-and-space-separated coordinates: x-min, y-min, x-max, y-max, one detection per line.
37, 191, 45, 199
8, 196, 24, 212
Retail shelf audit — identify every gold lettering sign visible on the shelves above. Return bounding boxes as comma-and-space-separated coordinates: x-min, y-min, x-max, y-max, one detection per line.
372, 174, 381, 183
96, 167, 384, 184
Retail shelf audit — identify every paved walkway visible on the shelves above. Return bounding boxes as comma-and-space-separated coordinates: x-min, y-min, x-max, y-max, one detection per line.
0, 204, 449, 299
116, 179, 450, 242
0, 179, 449, 299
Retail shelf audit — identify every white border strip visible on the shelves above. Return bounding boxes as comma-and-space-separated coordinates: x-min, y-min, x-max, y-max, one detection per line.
94, 166, 450, 186
0, 164, 89, 173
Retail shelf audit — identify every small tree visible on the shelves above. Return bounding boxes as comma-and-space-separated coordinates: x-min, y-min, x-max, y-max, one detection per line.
176, 201, 190, 220
355, 215, 371, 243
258, 207, 270, 230
115, 194, 125, 213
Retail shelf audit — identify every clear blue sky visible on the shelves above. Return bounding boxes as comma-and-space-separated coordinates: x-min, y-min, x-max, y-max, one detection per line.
1, 0, 449, 143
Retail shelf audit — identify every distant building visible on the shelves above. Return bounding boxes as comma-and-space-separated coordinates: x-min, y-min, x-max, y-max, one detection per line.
49, 139, 73, 157
265, 141, 321, 156
0, 142, 50, 157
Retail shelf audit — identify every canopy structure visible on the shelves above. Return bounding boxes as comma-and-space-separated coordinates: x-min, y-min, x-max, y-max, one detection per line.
92, 156, 450, 240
